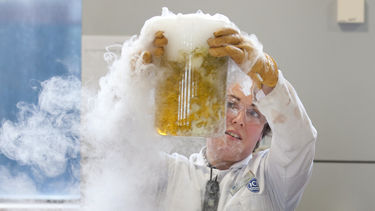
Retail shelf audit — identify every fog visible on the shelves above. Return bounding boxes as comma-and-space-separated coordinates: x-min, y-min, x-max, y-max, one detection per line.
1, 7, 253, 210
0, 76, 81, 197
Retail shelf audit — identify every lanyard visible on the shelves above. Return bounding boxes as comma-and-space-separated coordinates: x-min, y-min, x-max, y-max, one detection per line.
202, 167, 220, 211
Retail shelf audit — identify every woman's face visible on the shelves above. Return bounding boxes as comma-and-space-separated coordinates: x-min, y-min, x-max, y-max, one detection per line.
207, 84, 267, 167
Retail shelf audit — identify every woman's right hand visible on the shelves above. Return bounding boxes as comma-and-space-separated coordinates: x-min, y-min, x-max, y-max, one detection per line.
142, 31, 168, 64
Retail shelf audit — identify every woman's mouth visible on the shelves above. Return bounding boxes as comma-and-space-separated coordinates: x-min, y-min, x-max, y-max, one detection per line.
225, 131, 242, 140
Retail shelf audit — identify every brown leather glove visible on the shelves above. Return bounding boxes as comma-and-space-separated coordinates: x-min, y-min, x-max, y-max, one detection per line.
208, 28, 278, 89
142, 31, 168, 64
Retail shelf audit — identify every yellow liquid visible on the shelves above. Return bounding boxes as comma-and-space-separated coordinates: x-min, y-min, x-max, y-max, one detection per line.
155, 48, 227, 137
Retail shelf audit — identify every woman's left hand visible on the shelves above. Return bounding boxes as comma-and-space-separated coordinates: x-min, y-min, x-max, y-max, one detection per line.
207, 28, 278, 92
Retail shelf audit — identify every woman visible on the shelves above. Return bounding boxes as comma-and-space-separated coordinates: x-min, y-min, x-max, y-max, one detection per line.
140, 28, 317, 211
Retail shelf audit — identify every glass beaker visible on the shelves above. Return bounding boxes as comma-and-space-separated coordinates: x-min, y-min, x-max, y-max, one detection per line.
140, 12, 235, 137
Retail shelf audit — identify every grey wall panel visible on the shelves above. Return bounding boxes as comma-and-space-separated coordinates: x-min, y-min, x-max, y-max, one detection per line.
82, 0, 375, 160
81, 35, 126, 91
297, 163, 375, 211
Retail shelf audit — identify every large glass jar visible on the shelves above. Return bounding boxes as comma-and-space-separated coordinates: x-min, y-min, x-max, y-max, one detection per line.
139, 10, 237, 137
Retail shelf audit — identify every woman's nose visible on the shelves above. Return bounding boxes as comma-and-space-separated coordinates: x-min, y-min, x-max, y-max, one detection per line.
231, 110, 245, 127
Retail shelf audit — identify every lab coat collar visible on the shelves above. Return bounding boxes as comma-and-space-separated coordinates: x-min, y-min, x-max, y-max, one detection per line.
196, 147, 253, 171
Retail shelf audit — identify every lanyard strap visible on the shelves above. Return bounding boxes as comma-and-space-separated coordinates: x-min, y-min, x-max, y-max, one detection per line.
203, 167, 220, 211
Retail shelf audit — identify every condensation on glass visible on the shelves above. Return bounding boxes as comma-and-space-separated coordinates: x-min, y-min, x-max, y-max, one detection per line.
155, 48, 228, 137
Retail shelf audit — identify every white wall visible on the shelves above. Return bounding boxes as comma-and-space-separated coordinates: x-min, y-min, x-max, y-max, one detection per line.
82, 0, 375, 210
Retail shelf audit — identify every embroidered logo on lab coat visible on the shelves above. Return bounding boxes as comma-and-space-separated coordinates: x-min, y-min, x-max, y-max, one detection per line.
247, 178, 259, 193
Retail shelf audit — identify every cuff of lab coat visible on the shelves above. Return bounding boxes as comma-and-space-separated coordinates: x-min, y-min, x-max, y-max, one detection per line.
254, 70, 286, 104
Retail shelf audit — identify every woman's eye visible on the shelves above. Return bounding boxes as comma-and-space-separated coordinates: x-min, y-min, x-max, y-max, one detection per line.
227, 101, 236, 109
247, 109, 260, 118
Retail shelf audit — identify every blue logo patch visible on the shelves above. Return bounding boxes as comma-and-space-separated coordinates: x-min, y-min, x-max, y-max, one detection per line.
247, 178, 260, 193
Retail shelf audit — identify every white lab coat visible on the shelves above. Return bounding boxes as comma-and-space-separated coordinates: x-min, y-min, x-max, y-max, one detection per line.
160, 71, 317, 211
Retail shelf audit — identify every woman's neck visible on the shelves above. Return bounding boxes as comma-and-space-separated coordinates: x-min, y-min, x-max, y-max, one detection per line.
205, 148, 235, 170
